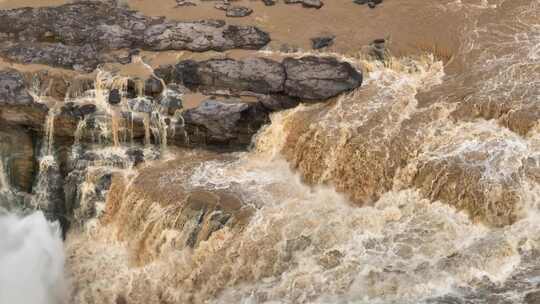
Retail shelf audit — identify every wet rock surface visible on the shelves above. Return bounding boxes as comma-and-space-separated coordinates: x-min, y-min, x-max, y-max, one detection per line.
0, 130, 35, 193
283, 56, 362, 100
353, 0, 383, 9
311, 35, 335, 49
170, 57, 286, 94
160, 55, 362, 101
182, 99, 270, 146
0, 2, 270, 70
0, 69, 48, 129
284, 0, 324, 9
226, 6, 253, 17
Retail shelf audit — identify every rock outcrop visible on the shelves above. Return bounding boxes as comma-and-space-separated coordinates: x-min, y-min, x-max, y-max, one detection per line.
168, 58, 286, 94
181, 99, 270, 146
158, 55, 363, 101
0, 69, 48, 129
0, 129, 35, 193
0, 2, 270, 71
283, 56, 362, 100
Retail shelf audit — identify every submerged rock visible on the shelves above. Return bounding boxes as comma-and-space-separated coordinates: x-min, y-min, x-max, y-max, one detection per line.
262, 0, 277, 5
226, 6, 253, 17
311, 35, 335, 49
353, 0, 383, 8
285, 0, 324, 9
175, 0, 196, 6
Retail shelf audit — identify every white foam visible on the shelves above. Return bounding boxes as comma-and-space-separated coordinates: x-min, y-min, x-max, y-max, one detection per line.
0, 212, 67, 304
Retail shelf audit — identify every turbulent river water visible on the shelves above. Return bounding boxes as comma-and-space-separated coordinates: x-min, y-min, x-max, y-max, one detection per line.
0, 0, 539, 303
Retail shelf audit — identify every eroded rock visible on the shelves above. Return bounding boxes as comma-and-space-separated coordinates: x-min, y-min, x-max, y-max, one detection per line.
283, 56, 362, 100
173, 58, 286, 94
161, 56, 362, 101
285, 0, 324, 9
182, 99, 269, 146
0, 2, 270, 70
311, 36, 335, 49
226, 6, 253, 17
0, 69, 48, 129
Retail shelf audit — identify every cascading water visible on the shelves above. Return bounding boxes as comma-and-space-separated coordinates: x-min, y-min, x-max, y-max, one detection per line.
63, 0, 540, 299
0, 152, 67, 304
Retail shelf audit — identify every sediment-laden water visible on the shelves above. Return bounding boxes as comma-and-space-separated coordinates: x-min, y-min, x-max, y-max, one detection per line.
0, 0, 539, 303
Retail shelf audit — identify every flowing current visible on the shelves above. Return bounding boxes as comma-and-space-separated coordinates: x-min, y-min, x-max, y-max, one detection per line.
0, 0, 539, 303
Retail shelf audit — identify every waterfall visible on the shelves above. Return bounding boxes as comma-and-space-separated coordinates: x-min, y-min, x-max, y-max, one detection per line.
0, 157, 8, 193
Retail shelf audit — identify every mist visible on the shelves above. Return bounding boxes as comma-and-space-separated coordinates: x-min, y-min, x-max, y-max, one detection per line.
0, 212, 67, 304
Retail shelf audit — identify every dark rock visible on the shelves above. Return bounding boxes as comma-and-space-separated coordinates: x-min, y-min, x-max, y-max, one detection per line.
127, 97, 154, 113
285, 0, 324, 9
174, 58, 286, 94
126, 79, 139, 99
175, 0, 196, 6
162, 55, 362, 102
0, 42, 101, 73
283, 56, 362, 100
79, 104, 97, 116
60, 103, 97, 119
126, 148, 145, 167
369, 38, 387, 61
0, 129, 36, 193
182, 99, 270, 146
158, 86, 183, 115
353, 0, 383, 8
144, 76, 164, 97
311, 35, 335, 49
108, 89, 122, 105
524, 290, 540, 304
64, 151, 117, 225
143, 22, 270, 52
258, 94, 299, 112
0, 69, 34, 106
279, 43, 300, 53
226, 6, 253, 17
0, 2, 270, 69
262, 0, 276, 5
0, 69, 48, 129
